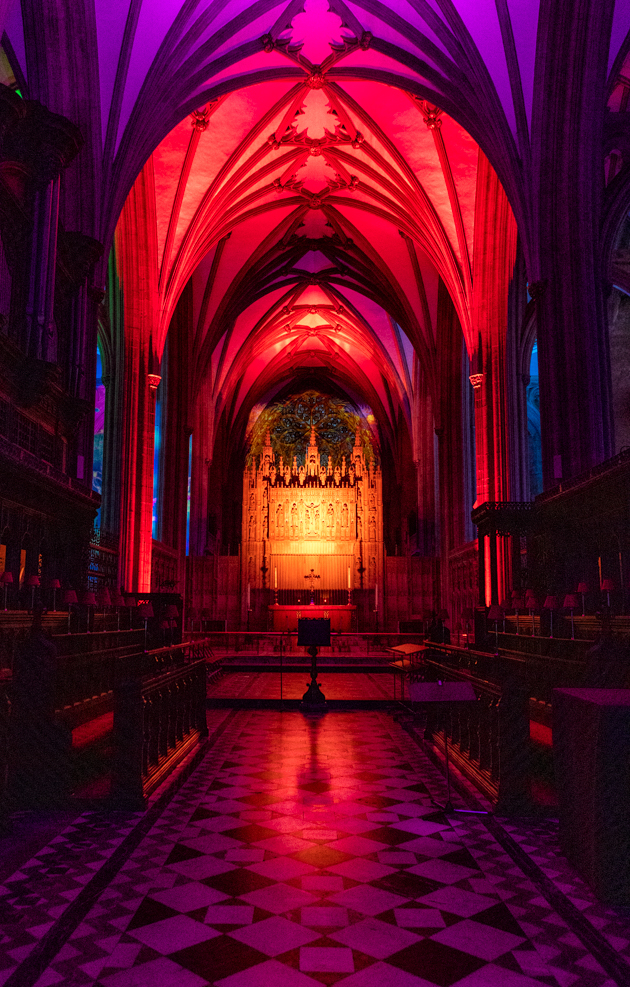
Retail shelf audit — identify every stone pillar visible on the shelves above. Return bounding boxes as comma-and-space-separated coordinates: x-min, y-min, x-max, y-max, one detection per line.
115, 162, 160, 592
530, 0, 615, 484
189, 377, 214, 557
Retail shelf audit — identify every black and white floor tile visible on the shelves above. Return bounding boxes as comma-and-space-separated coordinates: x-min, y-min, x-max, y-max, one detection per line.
0, 710, 628, 987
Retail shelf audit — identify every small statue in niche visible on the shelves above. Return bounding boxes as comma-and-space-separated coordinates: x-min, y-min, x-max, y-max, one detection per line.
276, 503, 283, 528
342, 503, 349, 527
319, 466, 327, 486
334, 467, 341, 486
369, 492, 375, 509
291, 503, 298, 528
299, 465, 306, 486
349, 464, 355, 486
284, 466, 291, 485
327, 503, 334, 527
269, 464, 277, 485
248, 515, 255, 541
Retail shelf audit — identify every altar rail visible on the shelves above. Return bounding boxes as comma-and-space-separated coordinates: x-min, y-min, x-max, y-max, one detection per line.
188, 630, 425, 659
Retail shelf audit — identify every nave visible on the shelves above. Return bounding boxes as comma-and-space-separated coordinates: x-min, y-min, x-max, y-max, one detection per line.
0, 711, 628, 987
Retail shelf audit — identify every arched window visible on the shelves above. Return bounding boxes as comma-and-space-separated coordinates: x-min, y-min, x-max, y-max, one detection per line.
527, 341, 542, 498
93, 341, 105, 526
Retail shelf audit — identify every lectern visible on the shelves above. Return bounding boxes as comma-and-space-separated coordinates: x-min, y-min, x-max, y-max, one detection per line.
409, 679, 486, 814
298, 618, 330, 709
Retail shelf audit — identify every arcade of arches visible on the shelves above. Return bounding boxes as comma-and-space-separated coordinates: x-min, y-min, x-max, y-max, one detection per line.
2, 0, 630, 629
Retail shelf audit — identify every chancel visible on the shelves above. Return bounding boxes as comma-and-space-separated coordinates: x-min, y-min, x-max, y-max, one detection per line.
2, 1, 630, 984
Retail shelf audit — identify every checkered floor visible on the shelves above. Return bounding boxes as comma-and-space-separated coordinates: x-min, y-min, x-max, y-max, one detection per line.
1, 710, 629, 987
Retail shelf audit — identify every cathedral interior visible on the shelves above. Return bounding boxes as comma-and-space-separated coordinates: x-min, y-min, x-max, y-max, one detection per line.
2, 1, 630, 985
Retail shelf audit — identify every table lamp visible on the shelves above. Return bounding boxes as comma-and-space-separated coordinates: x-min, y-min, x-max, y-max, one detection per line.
48, 578, 61, 611
27, 574, 40, 610
1, 571, 13, 611
543, 595, 558, 638
563, 593, 579, 640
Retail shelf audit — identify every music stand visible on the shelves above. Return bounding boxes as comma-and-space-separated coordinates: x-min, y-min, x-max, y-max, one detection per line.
388, 644, 427, 702
408, 680, 488, 815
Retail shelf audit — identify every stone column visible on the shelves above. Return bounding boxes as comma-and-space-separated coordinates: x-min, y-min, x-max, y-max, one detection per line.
529, 0, 615, 484
115, 162, 160, 592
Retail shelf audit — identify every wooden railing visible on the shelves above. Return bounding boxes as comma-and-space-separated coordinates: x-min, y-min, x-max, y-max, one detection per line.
111, 658, 209, 808
5, 637, 218, 808
421, 641, 589, 705
410, 657, 530, 813
398, 639, 615, 812
55, 638, 217, 717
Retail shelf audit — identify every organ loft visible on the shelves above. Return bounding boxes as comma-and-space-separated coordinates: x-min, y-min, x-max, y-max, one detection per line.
242, 421, 383, 630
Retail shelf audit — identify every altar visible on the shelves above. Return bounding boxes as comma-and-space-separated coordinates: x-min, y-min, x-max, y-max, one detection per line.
269, 604, 356, 632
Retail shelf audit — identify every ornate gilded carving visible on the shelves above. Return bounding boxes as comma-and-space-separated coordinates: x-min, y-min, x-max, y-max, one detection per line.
242, 406, 382, 591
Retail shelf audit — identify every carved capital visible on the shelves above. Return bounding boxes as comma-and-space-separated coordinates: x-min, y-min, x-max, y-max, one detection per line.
58, 231, 104, 291
148, 374, 161, 392
469, 373, 484, 390
2, 101, 83, 186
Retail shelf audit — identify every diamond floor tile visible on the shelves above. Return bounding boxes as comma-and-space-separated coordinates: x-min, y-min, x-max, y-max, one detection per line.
3, 708, 629, 987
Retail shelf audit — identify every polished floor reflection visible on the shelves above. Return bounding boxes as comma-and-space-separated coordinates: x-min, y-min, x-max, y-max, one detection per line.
1, 711, 627, 987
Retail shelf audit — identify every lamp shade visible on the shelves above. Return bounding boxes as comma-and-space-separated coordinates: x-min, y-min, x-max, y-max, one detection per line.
48, 578, 61, 589
543, 595, 558, 609
138, 602, 154, 619
525, 593, 539, 607
461, 607, 475, 620
111, 591, 125, 606
164, 604, 179, 619
601, 578, 615, 592
159, 619, 170, 629
124, 596, 136, 607
577, 581, 589, 594
512, 596, 525, 609
96, 587, 111, 606
0, 571, 13, 585
563, 594, 579, 609
80, 591, 97, 606
63, 589, 78, 604
500, 597, 511, 611
27, 575, 40, 587
487, 605, 504, 620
